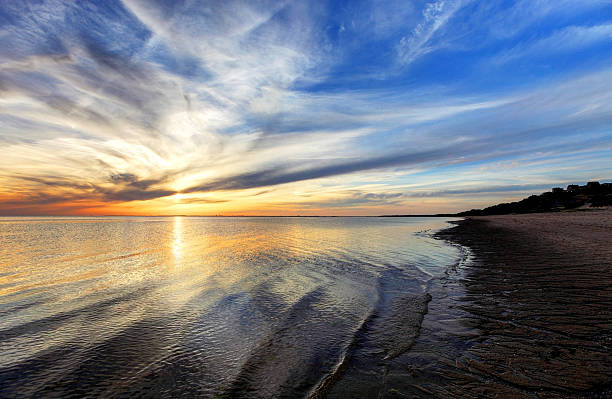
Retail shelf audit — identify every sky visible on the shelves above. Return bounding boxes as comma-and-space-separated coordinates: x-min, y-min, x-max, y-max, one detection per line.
1, 0, 612, 216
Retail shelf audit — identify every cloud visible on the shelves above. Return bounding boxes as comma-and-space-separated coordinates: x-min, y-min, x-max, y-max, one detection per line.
484, 0, 609, 40
100, 188, 175, 202
108, 173, 168, 190
397, 0, 468, 65
494, 23, 612, 65
408, 183, 558, 197
182, 143, 480, 193
176, 197, 229, 204
174, 65, 612, 194
276, 190, 408, 209
6, 174, 176, 205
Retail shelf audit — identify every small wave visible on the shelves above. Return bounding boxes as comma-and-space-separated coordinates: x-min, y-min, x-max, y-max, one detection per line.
307, 305, 380, 399
309, 291, 433, 398
223, 287, 330, 398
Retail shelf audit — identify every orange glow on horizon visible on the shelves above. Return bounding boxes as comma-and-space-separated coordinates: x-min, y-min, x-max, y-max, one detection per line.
0, 190, 483, 217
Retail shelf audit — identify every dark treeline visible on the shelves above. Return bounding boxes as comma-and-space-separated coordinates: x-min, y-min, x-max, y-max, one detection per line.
459, 181, 612, 216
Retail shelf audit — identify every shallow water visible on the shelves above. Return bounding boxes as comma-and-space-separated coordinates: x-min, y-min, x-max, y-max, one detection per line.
0, 216, 461, 398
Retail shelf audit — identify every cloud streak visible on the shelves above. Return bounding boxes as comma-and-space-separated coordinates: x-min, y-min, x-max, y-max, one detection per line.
183, 143, 479, 193
494, 23, 612, 65
397, 0, 468, 65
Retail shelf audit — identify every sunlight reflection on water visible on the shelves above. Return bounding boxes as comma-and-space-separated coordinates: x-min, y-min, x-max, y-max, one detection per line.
172, 216, 184, 266
0, 216, 461, 398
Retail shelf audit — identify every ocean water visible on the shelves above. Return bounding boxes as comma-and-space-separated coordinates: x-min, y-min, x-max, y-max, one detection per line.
0, 216, 462, 398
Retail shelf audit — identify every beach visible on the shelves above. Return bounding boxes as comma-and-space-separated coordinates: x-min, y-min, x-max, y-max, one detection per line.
1, 214, 610, 398
428, 210, 612, 398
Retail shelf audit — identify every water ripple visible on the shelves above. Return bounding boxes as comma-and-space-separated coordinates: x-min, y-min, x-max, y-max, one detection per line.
0, 216, 461, 398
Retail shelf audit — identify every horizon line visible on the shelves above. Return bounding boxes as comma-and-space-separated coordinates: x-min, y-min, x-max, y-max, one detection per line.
0, 214, 458, 218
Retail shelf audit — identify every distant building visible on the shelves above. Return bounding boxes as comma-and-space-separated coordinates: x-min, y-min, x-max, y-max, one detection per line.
586, 181, 601, 189
552, 187, 564, 194
567, 184, 580, 192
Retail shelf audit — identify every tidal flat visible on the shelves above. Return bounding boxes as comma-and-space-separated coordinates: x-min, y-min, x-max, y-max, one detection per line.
426, 210, 612, 398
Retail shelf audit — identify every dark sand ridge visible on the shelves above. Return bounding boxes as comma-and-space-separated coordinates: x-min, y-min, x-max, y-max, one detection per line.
422, 210, 612, 398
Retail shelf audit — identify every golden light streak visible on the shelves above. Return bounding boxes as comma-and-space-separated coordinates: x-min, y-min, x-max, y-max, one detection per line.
172, 216, 184, 266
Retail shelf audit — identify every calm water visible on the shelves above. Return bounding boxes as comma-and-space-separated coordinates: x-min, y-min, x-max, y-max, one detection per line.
0, 216, 462, 398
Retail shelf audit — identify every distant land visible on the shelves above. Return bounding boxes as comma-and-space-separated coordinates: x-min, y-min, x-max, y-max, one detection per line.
458, 181, 612, 216
383, 181, 612, 217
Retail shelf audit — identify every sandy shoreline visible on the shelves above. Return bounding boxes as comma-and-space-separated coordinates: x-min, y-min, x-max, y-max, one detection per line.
430, 210, 612, 398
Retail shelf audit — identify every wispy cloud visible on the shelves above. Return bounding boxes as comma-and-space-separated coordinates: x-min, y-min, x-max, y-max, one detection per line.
397, 0, 468, 65
494, 23, 612, 65
484, 0, 610, 40
408, 183, 558, 197
276, 190, 408, 209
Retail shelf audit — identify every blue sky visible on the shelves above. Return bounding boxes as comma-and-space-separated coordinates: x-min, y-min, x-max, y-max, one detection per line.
1, 0, 612, 215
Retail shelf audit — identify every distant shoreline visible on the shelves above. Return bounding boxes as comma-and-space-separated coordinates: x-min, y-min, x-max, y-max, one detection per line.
1, 214, 457, 218
1, 210, 608, 218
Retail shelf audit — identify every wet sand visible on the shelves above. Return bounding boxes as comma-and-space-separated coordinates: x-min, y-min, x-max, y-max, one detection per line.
430, 210, 612, 398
